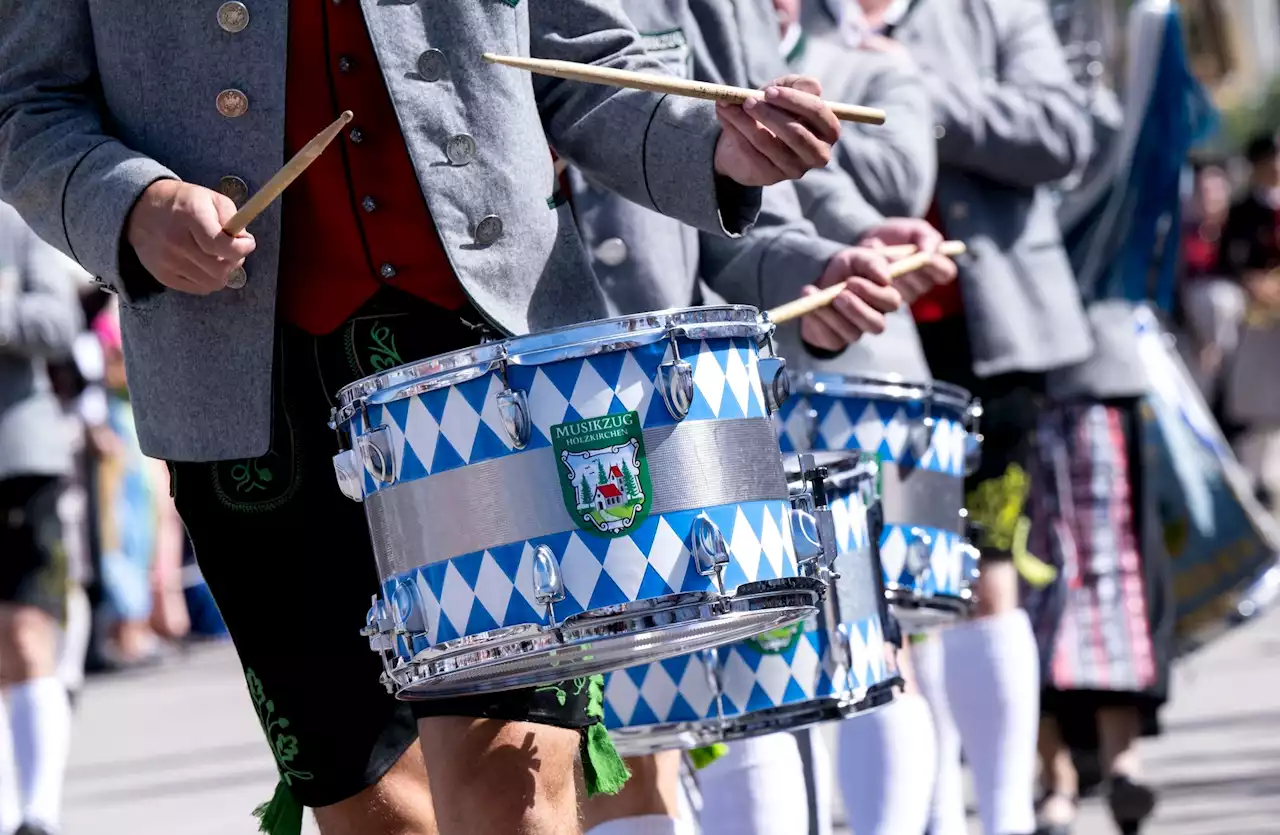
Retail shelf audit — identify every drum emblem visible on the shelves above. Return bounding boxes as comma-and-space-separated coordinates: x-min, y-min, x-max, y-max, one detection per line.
744, 620, 805, 655
552, 411, 654, 538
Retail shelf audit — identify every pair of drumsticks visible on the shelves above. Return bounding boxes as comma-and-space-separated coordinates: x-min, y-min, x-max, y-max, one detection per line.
225, 55, 963, 324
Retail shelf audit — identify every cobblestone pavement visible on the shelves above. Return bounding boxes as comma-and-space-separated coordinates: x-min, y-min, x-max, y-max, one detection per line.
56, 606, 1280, 835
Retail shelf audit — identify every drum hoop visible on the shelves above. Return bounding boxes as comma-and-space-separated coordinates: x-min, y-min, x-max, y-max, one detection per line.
502, 305, 768, 366
790, 371, 973, 412
334, 306, 768, 424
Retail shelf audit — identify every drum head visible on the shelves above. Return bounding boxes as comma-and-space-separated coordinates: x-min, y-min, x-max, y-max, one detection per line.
789, 371, 973, 414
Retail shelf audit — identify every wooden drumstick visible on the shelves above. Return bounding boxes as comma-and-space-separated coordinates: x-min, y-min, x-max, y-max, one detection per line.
482, 53, 887, 126
875, 240, 968, 261
222, 110, 354, 236
767, 244, 967, 324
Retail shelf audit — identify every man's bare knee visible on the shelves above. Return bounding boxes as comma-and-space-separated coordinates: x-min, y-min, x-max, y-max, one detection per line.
419, 716, 580, 835
582, 751, 680, 830
313, 744, 437, 835
974, 558, 1018, 617
0, 604, 57, 685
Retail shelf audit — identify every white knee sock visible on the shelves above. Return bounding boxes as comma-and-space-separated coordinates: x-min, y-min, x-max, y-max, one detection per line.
699, 733, 807, 835
912, 636, 969, 835
0, 695, 21, 835
587, 815, 696, 835
941, 610, 1040, 835
835, 695, 936, 835
9, 677, 72, 832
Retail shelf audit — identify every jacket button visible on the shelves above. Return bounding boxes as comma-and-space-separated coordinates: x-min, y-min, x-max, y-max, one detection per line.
338, 55, 354, 74
216, 1, 250, 33
361, 196, 377, 213
933, 124, 946, 140
217, 175, 249, 207
348, 127, 364, 144
216, 89, 249, 118
227, 267, 248, 289
417, 49, 447, 82
595, 238, 628, 267
446, 134, 476, 166
380, 263, 397, 279
475, 215, 504, 246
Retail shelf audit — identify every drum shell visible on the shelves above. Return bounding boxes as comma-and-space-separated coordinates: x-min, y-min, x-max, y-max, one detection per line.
333, 307, 822, 696
776, 375, 978, 619
602, 457, 894, 749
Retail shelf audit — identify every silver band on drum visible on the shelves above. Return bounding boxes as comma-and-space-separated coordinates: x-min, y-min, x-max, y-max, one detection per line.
878, 462, 965, 534
366, 418, 788, 574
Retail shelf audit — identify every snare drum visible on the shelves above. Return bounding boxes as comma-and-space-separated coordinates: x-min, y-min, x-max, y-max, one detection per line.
331, 307, 822, 698
603, 454, 899, 756
777, 373, 983, 629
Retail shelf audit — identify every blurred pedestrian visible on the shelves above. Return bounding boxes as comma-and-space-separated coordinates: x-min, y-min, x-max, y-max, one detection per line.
89, 302, 188, 668
1179, 161, 1243, 394
1221, 133, 1280, 508
0, 201, 85, 835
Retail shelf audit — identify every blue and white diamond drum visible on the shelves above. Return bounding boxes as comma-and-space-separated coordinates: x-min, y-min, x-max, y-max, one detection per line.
777, 373, 983, 630
331, 307, 823, 699
603, 453, 899, 756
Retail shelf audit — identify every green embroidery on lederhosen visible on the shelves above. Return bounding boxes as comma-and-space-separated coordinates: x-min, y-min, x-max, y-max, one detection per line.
212, 442, 301, 513
342, 317, 407, 379
245, 668, 314, 787
534, 676, 591, 707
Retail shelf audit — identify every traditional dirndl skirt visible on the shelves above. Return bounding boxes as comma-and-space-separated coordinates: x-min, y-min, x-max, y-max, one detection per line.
1023, 402, 1158, 694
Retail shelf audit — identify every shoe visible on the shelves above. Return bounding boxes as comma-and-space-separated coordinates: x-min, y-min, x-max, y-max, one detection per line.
1033, 791, 1077, 835
16, 823, 55, 835
1108, 775, 1156, 834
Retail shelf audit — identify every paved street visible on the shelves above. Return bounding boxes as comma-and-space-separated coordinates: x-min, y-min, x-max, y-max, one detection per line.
59, 607, 1280, 835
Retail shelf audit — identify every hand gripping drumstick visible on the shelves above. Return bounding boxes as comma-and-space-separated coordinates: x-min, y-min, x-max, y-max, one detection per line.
766, 241, 968, 325
874, 240, 968, 261
222, 110, 354, 236
482, 53, 887, 126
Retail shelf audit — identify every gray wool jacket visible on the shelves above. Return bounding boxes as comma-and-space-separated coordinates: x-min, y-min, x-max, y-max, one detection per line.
0, 203, 85, 482
807, 0, 1097, 380
0, 0, 764, 461
686, 0, 937, 384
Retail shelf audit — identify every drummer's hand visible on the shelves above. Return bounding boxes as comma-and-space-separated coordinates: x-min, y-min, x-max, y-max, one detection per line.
713, 75, 840, 186
799, 247, 904, 352
125, 180, 256, 295
859, 217, 958, 305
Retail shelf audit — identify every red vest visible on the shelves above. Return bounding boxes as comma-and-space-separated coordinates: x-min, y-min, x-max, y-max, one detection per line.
278, 0, 467, 335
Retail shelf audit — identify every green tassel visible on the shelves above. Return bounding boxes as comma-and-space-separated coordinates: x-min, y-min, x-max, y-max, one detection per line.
253, 780, 304, 835
688, 743, 728, 770
582, 721, 631, 797
581, 675, 630, 797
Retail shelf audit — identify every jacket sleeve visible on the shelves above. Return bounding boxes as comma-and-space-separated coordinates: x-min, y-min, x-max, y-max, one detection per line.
0, 221, 87, 360
919, 0, 1093, 188
530, 2, 761, 238
832, 54, 937, 219
0, 0, 177, 300
699, 183, 846, 312
792, 164, 886, 246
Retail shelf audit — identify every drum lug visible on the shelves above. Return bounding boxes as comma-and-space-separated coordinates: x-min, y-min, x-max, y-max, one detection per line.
790, 455, 838, 577
906, 527, 934, 586
358, 426, 397, 485
532, 545, 566, 625
757, 356, 791, 414
496, 387, 532, 450
691, 513, 730, 596
657, 334, 694, 421
332, 449, 366, 502
362, 596, 396, 653
963, 399, 984, 476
